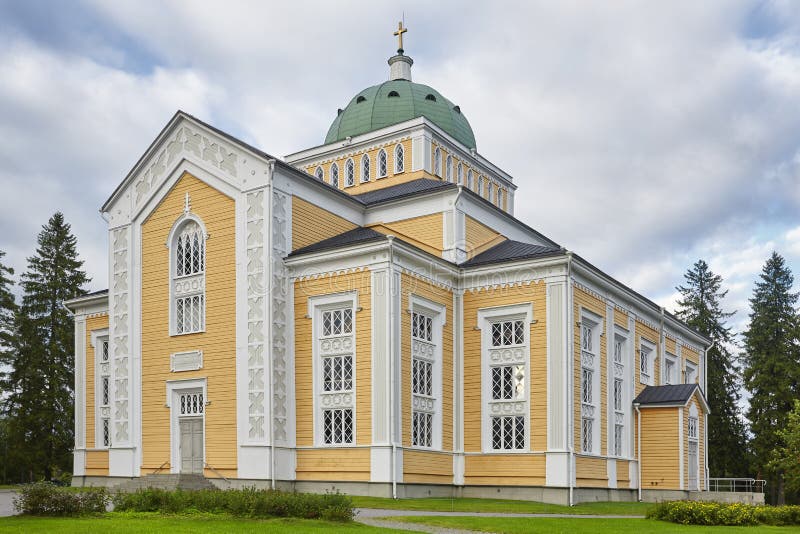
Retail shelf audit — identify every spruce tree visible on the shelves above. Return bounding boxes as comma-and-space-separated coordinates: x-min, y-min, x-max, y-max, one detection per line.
0, 250, 16, 484
742, 252, 800, 505
675, 259, 749, 478
3, 214, 89, 481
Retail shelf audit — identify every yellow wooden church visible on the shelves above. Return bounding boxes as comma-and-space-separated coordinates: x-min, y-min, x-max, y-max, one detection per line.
66, 27, 711, 504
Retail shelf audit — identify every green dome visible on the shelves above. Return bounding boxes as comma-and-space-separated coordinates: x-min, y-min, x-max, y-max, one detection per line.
325, 80, 476, 149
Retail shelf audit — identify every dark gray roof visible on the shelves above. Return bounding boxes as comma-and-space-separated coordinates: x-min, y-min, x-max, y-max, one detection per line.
461, 240, 562, 268
633, 384, 700, 406
353, 178, 455, 205
288, 227, 386, 257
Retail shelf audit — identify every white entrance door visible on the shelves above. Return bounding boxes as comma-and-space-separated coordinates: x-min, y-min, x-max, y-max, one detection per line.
688, 441, 698, 490
179, 417, 203, 474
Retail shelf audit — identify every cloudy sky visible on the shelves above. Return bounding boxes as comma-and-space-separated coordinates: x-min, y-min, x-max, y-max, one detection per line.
0, 0, 798, 338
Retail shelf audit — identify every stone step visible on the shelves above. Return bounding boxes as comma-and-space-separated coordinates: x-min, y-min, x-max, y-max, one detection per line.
114, 473, 219, 493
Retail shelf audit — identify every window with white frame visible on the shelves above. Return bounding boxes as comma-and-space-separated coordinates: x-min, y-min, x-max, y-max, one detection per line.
314, 296, 356, 446
314, 166, 324, 181
378, 149, 388, 178
410, 301, 443, 449
345, 158, 355, 187
457, 163, 463, 185
95, 334, 111, 448
360, 154, 370, 182
478, 176, 484, 196
467, 169, 474, 189
580, 315, 600, 454
480, 304, 531, 452
433, 147, 442, 177
172, 219, 206, 335
488, 182, 494, 203
684, 361, 697, 384
612, 334, 627, 457
664, 353, 677, 385
640, 342, 655, 385
688, 406, 700, 490
330, 162, 339, 187
394, 143, 404, 173
445, 155, 453, 182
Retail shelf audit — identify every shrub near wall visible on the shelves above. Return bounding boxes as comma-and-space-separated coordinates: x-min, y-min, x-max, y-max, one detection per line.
648, 501, 800, 526
14, 482, 109, 516
112, 488, 355, 522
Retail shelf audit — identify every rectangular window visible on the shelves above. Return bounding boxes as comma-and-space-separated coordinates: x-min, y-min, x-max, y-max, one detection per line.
492, 415, 525, 450
322, 308, 353, 336
412, 412, 433, 447
685, 362, 697, 384
102, 418, 110, 447
179, 392, 204, 415
176, 294, 204, 334
613, 378, 623, 411
614, 339, 623, 363
688, 416, 698, 439
614, 423, 623, 456
582, 368, 593, 404
665, 358, 675, 385
411, 309, 439, 449
581, 417, 593, 453
95, 334, 111, 449
102, 376, 110, 406
101, 339, 109, 362
492, 365, 525, 401
323, 408, 353, 444
322, 355, 353, 392
580, 318, 599, 454
412, 312, 433, 342
412, 359, 433, 396
581, 324, 593, 352
491, 320, 524, 347
640, 347, 651, 385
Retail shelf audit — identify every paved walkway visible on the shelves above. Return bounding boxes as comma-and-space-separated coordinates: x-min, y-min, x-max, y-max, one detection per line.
355, 508, 645, 533
0, 491, 16, 518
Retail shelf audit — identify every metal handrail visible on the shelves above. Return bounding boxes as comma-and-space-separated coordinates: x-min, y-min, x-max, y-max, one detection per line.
708, 478, 766, 493
150, 461, 170, 475
204, 462, 230, 484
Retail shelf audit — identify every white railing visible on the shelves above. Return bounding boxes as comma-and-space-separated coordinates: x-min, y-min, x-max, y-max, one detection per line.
708, 478, 766, 493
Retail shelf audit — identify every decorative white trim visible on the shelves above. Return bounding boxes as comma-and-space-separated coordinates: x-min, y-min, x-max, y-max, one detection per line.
171, 350, 203, 372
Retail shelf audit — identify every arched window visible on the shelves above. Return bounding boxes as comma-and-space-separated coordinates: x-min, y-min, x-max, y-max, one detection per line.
467, 169, 473, 189
345, 158, 355, 187
315, 166, 324, 181
361, 154, 370, 182
395, 144, 404, 173
388, 90, 400, 98
488, 182, 494, 203
433, 147, 442, 177
478, 176, 484, 196
171, 218, 206, 335
457, 163, 463, 185
378, 149, 388, 178
446, 155, 453, 182
330, 162, 339, 188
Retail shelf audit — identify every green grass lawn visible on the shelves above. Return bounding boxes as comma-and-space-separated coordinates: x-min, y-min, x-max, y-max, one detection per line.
394, 516, 800, 533
350, 495, 652, 515
0, 513, 406, 533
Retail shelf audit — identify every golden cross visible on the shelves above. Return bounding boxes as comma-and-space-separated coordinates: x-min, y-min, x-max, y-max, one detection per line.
393, 20, 408, 52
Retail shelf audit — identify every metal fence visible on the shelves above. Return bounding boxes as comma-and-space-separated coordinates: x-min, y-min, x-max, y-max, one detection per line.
708, 478, 766, 493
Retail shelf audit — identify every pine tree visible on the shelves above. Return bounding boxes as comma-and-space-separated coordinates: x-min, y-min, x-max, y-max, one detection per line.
742, 252, 800, 505
675, 259, 749, 478
3, 214, 89, 481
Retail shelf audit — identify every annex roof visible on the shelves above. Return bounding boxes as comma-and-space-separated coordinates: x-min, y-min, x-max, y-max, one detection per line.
633, 384, 709, 413
461, 240, 563, 268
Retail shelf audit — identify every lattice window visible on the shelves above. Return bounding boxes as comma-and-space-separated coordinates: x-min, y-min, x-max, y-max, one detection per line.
175, 222, 204, 277
412, 312, 433, 342
360, 154, 370, 182
582, 417, 593, 453
378, 149, 388, 178
412, 412, 432, 447
491, 320, 524, 347
665, 358, 675, 385
95, 334, 111, 448
394, 144, 404, 173
102, 376, 110, 406
315, 166, 324, 180
688, 416, 698, 440
323, 408, 353, 444
102, 418, 110, 447
614, 339, 623, 364
613, 378, 623, 411
491, 415, 525, 450
582, 368, 593, 404
467, 169, 473, 189
640, 347, 652, 384
446, 155, 453, 182
457, 163, 463, 185
101, 339, 109, 362
331, 162, 339, 187
412, 359, 433, 396
581, 324, 593, 352
614, 423, 623, 456
345, 159, 355, 186
491, 365, 525, 401
321, 308, 353, 336
179, 392, 204, 415
581, 319, 599, 454
323, 355, 353, 392
176, 294, 204, 334
433, 147, 442, 176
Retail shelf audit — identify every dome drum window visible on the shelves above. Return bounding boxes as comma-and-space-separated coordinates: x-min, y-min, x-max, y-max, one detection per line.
345, 159, 355, 187
330, 163, 339, 188
378, 149, 388, 178
394, 144, 404, 173
433, 147, 442, 177
315, 166, 324, 181
360, 154, 370, 182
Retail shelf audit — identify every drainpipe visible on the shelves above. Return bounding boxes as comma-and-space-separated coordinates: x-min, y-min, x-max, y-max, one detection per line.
659, 307, 665, 382
566, 252, 574, 507
703, 340, 714, 491
387, 236, 398, 499
635, 403, 642, 502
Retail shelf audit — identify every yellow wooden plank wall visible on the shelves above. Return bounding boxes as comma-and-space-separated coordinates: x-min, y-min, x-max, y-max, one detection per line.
140, 172, 237, 478
576, 456, 608, 488
400, 273, 453, 452
403, 450, 453, 484
464, 454, 545, 486
85, 314, 109, 450
572, 287, 607, 456
464, 217, 503, 260
614, 307, 629, 329
634, 320, 661, 398
640, 407, 680, 489
295, 448, 371, 481
683, 395, 706, 490
617, 459, 631, 488
85, 450, 109, 476
291, 196, 357, 251
373, 213, 445, 255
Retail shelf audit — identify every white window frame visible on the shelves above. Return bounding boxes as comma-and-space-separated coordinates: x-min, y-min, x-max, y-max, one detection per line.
345, 158, 355, 187
479, 303, 533, 453
488, 182, 494, 203
309, 291, 358, 447
330, 162, 339, 188
165, 377, 207, 473
467, 170, 474, 190
688, 403, 700, 490
639, 339, 656, 386
433, 147, 442, 177
664, 353, 677, 385
611, 330, 629, 458
684, 361, 697, 384
580, 310, 602, 455
377, 149, 388, 178
91, 329, 110, 449
360, 153, 370, 182
409, 295, 445, 451
478, 176, 484, 197
168, 214, 207, 336
394, 144, 404, 174
314, 166, 324, 181
445, 155, 453, 182
457, 163, 463, 185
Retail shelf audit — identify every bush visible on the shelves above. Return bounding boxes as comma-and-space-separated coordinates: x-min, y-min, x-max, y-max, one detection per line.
647, 500, 800, 526
112, 487, 354, 522
14, 482, 109, 516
